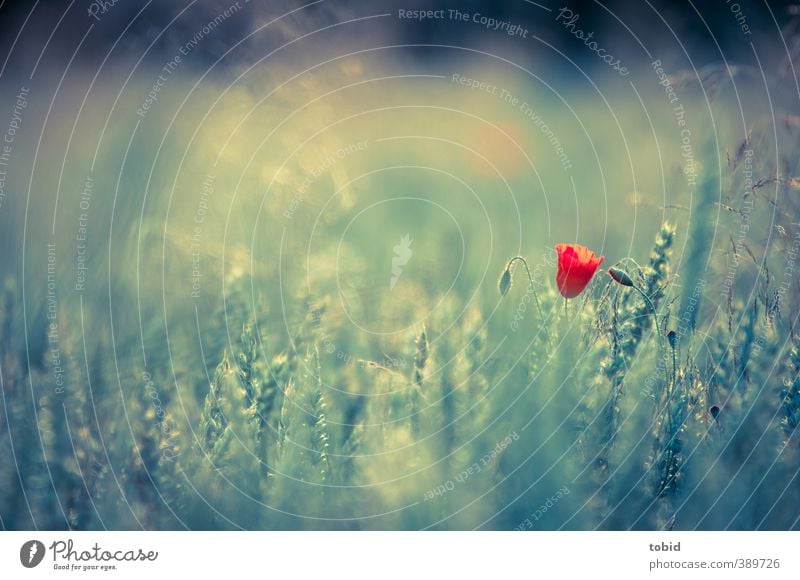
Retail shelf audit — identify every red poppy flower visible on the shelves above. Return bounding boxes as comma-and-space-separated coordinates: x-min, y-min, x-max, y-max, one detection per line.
555, 243, 604, 298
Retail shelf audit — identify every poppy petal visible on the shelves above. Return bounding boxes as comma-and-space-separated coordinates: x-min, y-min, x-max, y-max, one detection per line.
555, 243, 604, 298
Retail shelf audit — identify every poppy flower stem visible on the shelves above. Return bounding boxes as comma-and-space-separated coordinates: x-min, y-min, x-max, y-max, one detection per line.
632, 284, 665, 354
608, 267, 664, 352
608, 266, 669, 385
670, 343, 677, 388
504, 256, 551, 345
628, 284, 676, 420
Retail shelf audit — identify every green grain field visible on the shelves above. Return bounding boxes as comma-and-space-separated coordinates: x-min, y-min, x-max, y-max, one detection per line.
1, 0, 799, 531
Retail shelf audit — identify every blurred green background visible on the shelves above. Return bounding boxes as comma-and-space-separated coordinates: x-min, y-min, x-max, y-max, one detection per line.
2, 0, 800, 530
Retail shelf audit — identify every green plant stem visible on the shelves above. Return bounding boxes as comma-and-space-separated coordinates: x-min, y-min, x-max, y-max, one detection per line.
505, 256, 551, 347
506, 256, 544, 321
631, 284, 664, 355
627, 283, 672, 417
670, 343, 677, 393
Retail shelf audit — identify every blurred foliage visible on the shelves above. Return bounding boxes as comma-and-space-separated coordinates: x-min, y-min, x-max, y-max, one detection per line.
3, 22, 800, 529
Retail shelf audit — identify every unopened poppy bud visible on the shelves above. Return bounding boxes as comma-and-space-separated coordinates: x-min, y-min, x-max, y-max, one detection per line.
708, 405, 720, 419
498, 266, 512, 296
667, 330, 677, 348
608, 267, 634, 287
